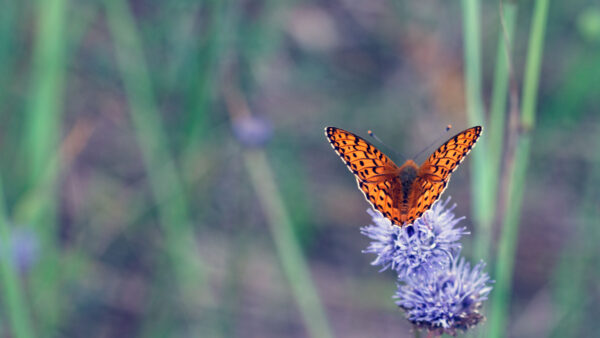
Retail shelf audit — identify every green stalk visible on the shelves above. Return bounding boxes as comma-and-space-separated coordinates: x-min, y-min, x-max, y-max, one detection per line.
184, 0, 228, 145
21, 0, 68, 332
26, 0, 68, 177
243, 150, 334, 338
180, 0, 231, 170
520, 1, 549, 131
461, 0, 492, 261
488, 1, 550, 337
487, 137, 531, 337
104, 0, 208, 331
475, 2, 518, 261
0, 2, 17, 107
0, 178, 34, 338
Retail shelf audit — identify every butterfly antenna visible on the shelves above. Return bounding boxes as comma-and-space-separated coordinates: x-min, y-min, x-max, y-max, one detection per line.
368, 130, 407, 161
412, 124, 453, 160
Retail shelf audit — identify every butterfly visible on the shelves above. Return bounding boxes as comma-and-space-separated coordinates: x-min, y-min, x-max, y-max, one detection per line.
325, 126, 482, 226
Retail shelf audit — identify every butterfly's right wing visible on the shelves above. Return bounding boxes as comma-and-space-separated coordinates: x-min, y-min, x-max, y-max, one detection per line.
325, 127, 403, 224
407, 126, 482, 221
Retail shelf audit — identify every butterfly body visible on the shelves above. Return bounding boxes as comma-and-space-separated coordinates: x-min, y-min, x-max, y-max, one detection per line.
397, 160, 419, 202
325, 126, 482, 226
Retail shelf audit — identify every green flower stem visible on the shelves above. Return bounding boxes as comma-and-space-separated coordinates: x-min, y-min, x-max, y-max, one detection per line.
104, 0, 209, 325
461, 0, 485, 126
461, 0, 492, 261
179, 0, 231, 173
488, 1, 550, 337
182, 0, 229, 148
243, 150, 334, 338
475, 1, 518, 262
520, 1, 549, 131
0, 178, 34, 338
0, 2, 17, 106
21, 0, 68, 332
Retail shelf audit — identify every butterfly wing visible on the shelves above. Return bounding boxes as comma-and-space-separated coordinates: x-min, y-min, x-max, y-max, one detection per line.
407, 126, 482, 221
357, 179, 405, 225
325, 127, 400, 182
325, 127, 404, 223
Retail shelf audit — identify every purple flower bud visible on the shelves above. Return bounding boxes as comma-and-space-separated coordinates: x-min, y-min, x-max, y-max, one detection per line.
231, 115, 272, 147
1, 228, 39, 273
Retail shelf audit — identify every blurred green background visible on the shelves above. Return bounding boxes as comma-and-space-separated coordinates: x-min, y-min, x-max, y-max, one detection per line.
0, 0, 599, 337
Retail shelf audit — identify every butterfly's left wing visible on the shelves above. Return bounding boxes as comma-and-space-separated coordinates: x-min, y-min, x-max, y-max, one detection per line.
325, 127, 400, 183
325, 127, 405, 224
407, 126, 482, 221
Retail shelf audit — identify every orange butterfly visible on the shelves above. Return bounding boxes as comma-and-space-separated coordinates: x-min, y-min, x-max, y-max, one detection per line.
325, 126, 482, 226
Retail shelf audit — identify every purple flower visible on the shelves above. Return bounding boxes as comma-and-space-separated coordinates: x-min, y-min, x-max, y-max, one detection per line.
361, 197, 468, 279
0, 227, 39, 273
231, 115, 272, 147
394, 257, 493, 336
360, 196, 493, 335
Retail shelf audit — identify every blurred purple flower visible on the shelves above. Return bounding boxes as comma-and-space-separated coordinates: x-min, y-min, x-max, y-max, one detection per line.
361, 197, 468, 279
231, 115, 272, 147
394, 257, 493, 335
1, 228, 39, 273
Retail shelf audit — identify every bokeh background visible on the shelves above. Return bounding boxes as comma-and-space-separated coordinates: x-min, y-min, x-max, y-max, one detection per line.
0, 0, 599, 337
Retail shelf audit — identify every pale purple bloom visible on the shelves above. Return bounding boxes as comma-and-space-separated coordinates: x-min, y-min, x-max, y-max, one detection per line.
231, 115, 272, 147
361, 197, 468, 279
394, 257, 493, 335
1, 227, 39, 273
360, 197, 493, 335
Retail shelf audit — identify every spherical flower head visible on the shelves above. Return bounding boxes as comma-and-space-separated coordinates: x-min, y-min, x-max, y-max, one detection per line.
360, 197, 468, 279
395, 257, 493, 336
231, 115, 272, 147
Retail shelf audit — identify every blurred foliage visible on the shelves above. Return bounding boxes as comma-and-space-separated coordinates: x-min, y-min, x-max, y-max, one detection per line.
0, 0, 597, 337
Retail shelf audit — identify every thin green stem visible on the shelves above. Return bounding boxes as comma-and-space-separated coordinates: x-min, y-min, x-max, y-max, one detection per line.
460, 0, 492, 261
0, 2, 17, 108
179, 0, 232, 173
475, 2, 518, 262
0, 178, 34, 338
520, 0, 549, 130
243, 150, 334, 338
21, 0, 69, 332
461, 0, 485, 126
488, 137, 531, 337
104, 0, 209, 333
185, 0, 229, 144
0, 14, 30, 337
488, 1, 550, 337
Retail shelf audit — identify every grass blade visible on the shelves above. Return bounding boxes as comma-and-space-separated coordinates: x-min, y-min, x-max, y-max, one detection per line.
104, 0, 209, 333
20, 0, 69, 332
243, 150, 334, 338
488, 1, 550, 337
0, 178, 34, 338
223, 84, 333, 338
461, 0, 493, 260
474, 1, 518, 262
